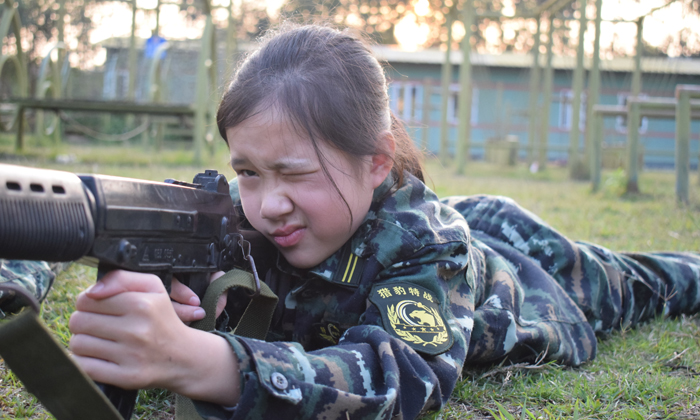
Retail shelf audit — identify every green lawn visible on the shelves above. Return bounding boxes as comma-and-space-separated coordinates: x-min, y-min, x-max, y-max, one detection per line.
1, 143, 699, 419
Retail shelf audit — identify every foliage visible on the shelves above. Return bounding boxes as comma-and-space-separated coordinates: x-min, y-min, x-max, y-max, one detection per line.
9, 0, 93, 91
280, 0, 415, 44
1, 0, 101, 100
3, 0, 699, 100
176, 0, 272, 44
2, 0, 274, 97
278, 0, 700, 57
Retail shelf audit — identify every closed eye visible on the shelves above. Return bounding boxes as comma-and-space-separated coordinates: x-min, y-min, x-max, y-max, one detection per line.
281, 167, 319, 178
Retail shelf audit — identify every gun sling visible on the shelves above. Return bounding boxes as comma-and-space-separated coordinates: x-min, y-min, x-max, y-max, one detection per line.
0, 309, 124, 420
0, 268, 278, 420
176, 268, 279, 419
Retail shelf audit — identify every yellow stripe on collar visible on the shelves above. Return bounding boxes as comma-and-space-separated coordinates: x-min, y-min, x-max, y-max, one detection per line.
332, 246, 364, 287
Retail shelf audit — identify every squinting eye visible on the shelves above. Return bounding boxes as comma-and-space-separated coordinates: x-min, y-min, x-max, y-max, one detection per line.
283, 170, 317, 177
236, 169, 257, 177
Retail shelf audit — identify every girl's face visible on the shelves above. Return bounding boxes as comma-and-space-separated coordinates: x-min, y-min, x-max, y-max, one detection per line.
226, 108, 391, 269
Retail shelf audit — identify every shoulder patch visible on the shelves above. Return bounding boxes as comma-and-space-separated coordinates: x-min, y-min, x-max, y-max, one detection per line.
369, 282, 454, 356
330, 245, 365, 287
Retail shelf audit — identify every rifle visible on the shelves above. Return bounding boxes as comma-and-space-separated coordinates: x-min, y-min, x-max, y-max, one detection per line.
0, 163, 247, 419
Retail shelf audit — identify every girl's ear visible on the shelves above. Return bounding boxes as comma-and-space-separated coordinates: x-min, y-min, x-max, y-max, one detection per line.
369, 131, 396, 189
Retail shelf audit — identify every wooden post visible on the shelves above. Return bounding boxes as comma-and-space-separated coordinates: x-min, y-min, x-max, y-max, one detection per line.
208, 25, 219, 155
504, 102, 512, 139
126, 0, 138, 134
193, 17, 214, 165
455, 0, 474, 174
626, 18, 643, 193
584, 0, 603, 180
569, 1, 587, 179
51, 50, 63, 146
676, 89, 690, 203
57, 0, 66, 64
127, 0, 138, 101
421, 78, 431, 152
591, 109, 603, 191
527, 15, 541, 167
154, 0, 161, 37
539, 15, 555, 170
673, 85, 700, 203
54, 0, 66, 146
226, 0, 238, 66
16, 107, 24, 152
439, 9, 454, 164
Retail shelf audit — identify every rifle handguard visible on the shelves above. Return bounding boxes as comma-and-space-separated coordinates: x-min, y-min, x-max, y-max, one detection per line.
0, 165, 95, 261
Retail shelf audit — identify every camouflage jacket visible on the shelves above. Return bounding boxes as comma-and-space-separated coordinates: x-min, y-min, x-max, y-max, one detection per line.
0, 260, 56, 317
194, 173, 475, 420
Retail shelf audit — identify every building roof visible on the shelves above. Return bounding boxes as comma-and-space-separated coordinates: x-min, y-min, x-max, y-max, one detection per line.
372, 45, 700, 75
101, 36, 700, 76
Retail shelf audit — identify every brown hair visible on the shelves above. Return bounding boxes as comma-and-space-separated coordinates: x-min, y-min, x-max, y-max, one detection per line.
217, 24, 424, 202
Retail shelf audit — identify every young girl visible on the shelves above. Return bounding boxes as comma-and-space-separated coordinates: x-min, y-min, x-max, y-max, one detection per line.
67, 24, 700, 420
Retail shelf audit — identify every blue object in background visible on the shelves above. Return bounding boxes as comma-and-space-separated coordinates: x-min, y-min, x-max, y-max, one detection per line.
144, 35, 166, 58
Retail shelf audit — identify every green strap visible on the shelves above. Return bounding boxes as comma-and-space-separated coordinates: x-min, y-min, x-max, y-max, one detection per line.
189, 268, 278, 338
0, 310, 124, 420
175, 269, 278, 420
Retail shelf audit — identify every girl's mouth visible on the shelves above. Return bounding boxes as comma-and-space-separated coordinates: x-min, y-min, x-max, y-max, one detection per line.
272, 227, 305, 247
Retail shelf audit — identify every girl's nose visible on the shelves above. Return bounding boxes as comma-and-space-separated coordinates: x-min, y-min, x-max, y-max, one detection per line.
260, 189, 294, 220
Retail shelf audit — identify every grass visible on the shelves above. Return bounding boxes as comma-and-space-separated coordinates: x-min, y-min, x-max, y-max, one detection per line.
441, 314, 700, 419
1, 142, 700, 419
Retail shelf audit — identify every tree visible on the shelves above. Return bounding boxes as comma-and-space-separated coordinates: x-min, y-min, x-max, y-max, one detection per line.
280, 0, 422, 44
276, 0, 700, 57
9, 0, 93, 94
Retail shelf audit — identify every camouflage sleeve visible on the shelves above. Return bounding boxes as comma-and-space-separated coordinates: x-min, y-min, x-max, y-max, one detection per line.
194, 243, 472, 420
0, 259, 56, 317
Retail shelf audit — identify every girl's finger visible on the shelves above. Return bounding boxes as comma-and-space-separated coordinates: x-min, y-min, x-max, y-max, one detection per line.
69, 311, 124, 341
75, 287, 165, 316
210, 271, 225, 283
172, 301, 206, 323
69, 333, 121, 363
210, 271, 228, 318
170, 278, 201, 306
215, 293, 227, 318
84, 270, 165, 300
71, 354, 143, 390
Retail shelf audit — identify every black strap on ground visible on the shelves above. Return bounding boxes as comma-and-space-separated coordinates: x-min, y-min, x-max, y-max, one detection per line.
0, 310, 124, 420
175, 268, 279, 420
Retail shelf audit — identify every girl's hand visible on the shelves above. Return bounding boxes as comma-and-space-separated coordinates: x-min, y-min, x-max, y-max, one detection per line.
69, 270, 241, 405
69, 270, 197, 390
170, 271, 228, 324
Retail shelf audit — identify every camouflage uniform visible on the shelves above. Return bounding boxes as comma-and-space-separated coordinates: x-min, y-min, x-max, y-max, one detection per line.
444, 195, 700, 366
196, 173, 473, 420
0, 260, 57, 317
192, 174, 700, 420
